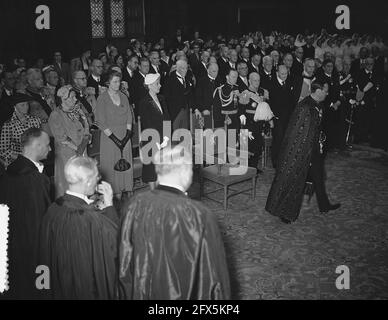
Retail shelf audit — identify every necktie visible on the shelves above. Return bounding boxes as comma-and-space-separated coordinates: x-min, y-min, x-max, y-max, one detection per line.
282, 81, 285, 87
178, 76, 186, 88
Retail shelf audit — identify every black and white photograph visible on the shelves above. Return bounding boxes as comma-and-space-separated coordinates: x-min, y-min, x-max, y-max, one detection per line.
0, 0, 387, 305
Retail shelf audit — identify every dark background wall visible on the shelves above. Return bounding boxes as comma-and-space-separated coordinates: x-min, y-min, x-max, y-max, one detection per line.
1, 0, 387, 64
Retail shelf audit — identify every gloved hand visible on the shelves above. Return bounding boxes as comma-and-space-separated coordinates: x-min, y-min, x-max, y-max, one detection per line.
109, 133, 122, 149
240, 114, 247, 125
120, 129, 133, 149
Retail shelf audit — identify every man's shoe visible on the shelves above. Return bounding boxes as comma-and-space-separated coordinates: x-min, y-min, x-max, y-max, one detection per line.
280, 217, 292, 224
320, 203, 341, 214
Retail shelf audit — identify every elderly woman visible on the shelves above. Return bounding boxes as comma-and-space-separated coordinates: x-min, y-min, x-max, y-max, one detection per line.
0, 93, 41, 167
95, 70, 134, 199
48, 85, 90, 198
138, 73, 170, 189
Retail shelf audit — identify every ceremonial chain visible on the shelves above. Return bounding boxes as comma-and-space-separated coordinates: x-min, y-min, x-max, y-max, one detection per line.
218, 86, 235, 106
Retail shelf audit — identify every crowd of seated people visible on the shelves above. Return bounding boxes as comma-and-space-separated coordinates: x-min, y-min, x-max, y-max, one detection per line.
1, 28, 388, 189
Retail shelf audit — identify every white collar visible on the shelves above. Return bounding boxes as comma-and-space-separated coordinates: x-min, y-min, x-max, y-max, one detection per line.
264, 70, 272, 76
66, 190, 94, 205
277, 76, 285, 85
324, 73, 332, 78
240, 75, 248, 83
208, 75, 216, 81
229, 61, 235, 67
152, 64, 159, 71
296, 58, 302, 63
27, 157, 44, 173
158, 183, 187, 195
222, 57, 228, 63
126, 67, 133, 76
202, 61, 207, 68
5, 88, 12, 96
92, 74, 100, 82
139, 72, 146, 78
251, 63, 258, 70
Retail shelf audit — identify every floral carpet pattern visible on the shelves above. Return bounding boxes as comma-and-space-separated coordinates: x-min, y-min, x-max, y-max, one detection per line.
191, 150, 388, 300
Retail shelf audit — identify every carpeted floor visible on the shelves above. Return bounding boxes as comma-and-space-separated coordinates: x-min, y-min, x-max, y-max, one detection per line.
189, 150, 388, 300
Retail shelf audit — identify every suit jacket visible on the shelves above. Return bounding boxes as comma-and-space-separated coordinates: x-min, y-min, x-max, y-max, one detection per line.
53, 62, 71, 84
121, 67, 136, 105
217, 57, 229, 84
291, 59, 304, 78
302, 45, 315, 59
248, 44, 260, 57
350, 58, 366, 79
132, 71, 148, 118
164, 72, 195, 121
192, 61, 208, 80
195, 76, 218, 112
237, 76, 249, 92
316, 70, 341, 107
355, 69, 382, 103
260, 69, 275, 91
269, 77, 294, 123
248, 63, 260, 76
87, 75, 103, 98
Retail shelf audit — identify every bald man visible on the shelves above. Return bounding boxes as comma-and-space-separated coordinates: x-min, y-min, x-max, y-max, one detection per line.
164, 59, 195, 130
269, 65, 294, 168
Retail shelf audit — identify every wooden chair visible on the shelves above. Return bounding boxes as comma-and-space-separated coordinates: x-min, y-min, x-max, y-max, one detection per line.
262, 129, 273, 168
197, 118, 257, 212
130, 116, 147, 195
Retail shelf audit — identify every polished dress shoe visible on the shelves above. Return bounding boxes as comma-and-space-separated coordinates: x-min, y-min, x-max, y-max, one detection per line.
320, 203, 341, 214
280, 217, 292, 224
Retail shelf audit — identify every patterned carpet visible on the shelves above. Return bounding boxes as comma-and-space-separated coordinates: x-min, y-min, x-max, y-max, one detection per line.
189, 149, 388, 300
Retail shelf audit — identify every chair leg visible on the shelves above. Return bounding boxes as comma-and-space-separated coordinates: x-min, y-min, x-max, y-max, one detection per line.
252, 176, 256, 200
224, 185, 228, 211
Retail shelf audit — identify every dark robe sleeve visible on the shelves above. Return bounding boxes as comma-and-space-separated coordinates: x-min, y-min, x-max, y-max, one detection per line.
39, 201, 118, 300
118, 192, 231, 300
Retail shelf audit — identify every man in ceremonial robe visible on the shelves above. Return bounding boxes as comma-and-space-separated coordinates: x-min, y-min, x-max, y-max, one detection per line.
39, 156, 118, 299
118, 145, 231, 300
0, 128, 52, 299
266, 82, 341, 224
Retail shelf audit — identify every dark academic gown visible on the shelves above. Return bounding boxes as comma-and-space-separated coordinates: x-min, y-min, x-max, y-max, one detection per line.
118, 185, 231, 300
138, 94, 170, 183
39, 194, 118, 299
0, 155, 51, 299
265, 96, 322, 222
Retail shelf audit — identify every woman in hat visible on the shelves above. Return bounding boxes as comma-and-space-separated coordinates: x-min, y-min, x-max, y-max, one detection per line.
48, 85, 90, 198
95, 69, 134, 199
0, 93, 41, 167
138, 73, 170, 189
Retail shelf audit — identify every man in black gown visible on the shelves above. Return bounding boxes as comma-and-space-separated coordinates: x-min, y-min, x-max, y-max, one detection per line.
0, 128, 52, 299
39, 156, 118, 299
118, 145, 231, 299
266, 81, 341, 224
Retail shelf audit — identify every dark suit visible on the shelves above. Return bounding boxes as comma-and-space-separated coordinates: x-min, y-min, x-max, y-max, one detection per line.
350, 58, 366, 79
0, 89, 14, 128
260, 70, 275, 91
132, 71, 148, 118
139, 94, 171, 183
121, 67, 136, 105
291, 58, 303, 78
53, 62, 71, 84
217, 57, 229, 84
237, 76, 249, 92
269, 77, 294, 167
195, 76, 218, 112
354, 69, 382, 143
248, 63, 260, 76
192, 61, 208, 80
164, 72, 195, 130
248, 44, 260, 57
302, 45, 315, 59
316, 70, 342, 150
87, 75, 102, 99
